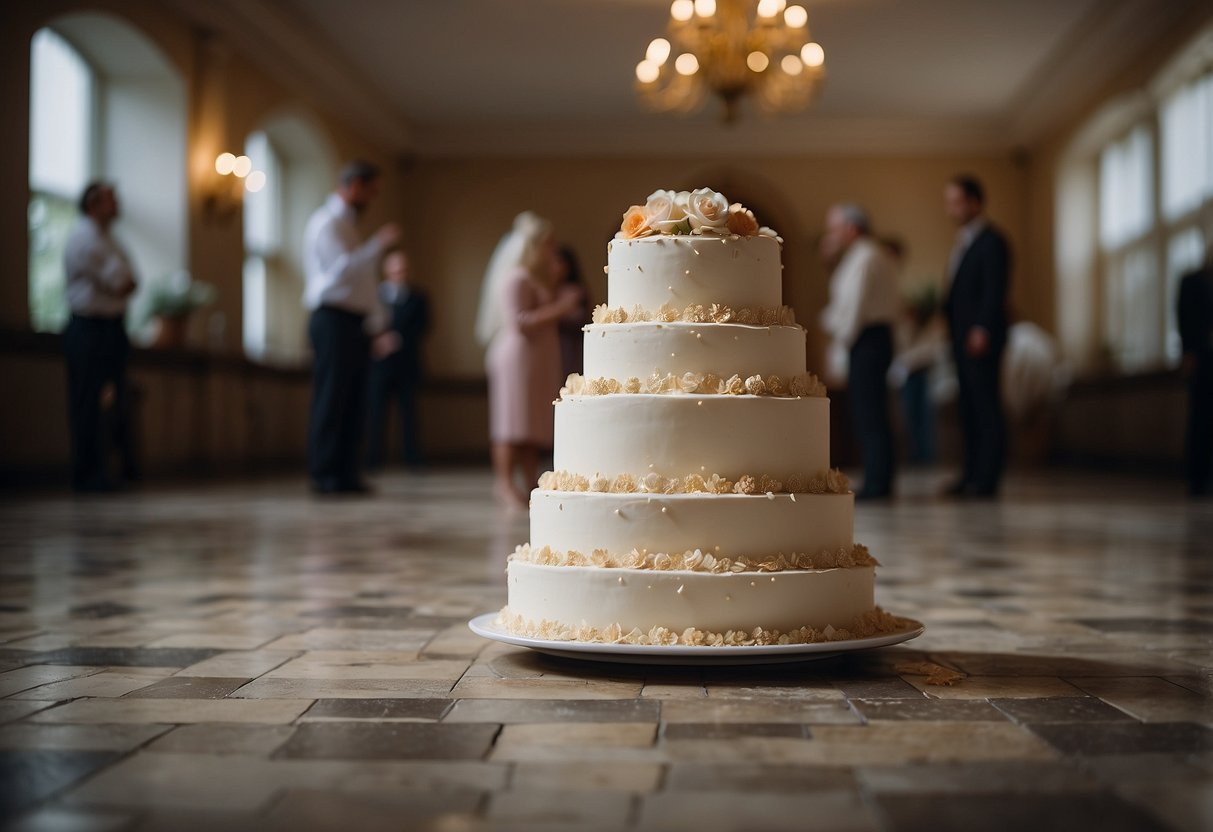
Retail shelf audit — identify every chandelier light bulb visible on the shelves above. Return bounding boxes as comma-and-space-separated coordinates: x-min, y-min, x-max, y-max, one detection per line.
232, 155, 253, 178
214, 153, 236, 175
801, 41, 825, 68
784, 5, 808, 28
694, 0, 716, 17
757, 0, 786, 18
636, 59, 660, 83
646, 38, 672, 65
675, 53, 699, 76
746, 51, 769, 72
781, 54, 803, 75
670, 0, 694, 22
245, 170, 267, 193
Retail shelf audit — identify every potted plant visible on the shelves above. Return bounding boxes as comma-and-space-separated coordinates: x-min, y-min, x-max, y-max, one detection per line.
146, 271, 217, 349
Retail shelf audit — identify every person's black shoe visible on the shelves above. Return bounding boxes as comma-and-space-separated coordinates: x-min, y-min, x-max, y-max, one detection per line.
74, 476, 118, 494
311, 477, 341, 495
941, 479, 972, 498
334, 479, 373, 495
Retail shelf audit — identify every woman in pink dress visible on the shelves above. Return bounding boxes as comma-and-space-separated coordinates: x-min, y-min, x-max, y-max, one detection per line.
478, 212, 581, 509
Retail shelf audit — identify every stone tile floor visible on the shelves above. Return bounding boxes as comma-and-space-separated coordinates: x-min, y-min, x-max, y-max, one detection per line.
0, 468, 1209, 831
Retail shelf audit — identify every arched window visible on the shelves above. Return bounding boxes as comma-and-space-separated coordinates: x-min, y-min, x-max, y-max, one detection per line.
242, 114, 336, 364
27, 14, 187, 338
28, 29, 94, 332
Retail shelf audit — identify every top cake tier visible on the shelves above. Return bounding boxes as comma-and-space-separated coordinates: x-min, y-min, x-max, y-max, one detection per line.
607, 235, 783, 311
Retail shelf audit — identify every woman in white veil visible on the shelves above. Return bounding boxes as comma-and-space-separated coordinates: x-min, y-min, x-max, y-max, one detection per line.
480, 211, 581, 508
476, 213, 535, 347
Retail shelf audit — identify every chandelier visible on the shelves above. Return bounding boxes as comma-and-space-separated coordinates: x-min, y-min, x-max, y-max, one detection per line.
634, 0, 825, 123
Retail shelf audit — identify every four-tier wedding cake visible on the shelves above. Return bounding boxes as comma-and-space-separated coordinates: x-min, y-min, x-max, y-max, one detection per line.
496, 188, 913, 646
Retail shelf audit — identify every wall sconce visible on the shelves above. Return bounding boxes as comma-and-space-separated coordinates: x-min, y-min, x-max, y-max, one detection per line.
203, 152, 267, 222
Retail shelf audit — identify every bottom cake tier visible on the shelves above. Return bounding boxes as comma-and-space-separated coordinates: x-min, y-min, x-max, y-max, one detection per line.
501, 559, 895, 645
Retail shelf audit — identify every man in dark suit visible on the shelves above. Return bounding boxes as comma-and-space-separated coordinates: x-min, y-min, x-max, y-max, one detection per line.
942, 175, 1010, 498
1178, 253, 1213, 497
366, 250, 429, 470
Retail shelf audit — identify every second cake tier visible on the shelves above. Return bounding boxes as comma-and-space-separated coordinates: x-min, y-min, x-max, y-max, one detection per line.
554, 394, 829, 480
530, 490, 853, 558
583, 322, 806, 380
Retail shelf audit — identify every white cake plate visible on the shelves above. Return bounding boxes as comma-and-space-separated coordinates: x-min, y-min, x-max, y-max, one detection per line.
467, 613, 924, 666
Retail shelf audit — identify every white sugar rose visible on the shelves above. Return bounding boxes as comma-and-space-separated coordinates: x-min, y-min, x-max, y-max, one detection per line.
685, 188, 730, 234
646, 189, 690, 234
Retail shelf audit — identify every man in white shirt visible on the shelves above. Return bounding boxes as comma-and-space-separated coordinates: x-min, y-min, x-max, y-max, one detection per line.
63, 182, 138, 492
303, 160, 402, 494
820, 203, 900, 499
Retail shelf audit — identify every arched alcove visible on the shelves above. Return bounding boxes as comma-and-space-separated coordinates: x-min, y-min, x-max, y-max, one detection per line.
242, 110, 337, 364
28, 12, 187, 335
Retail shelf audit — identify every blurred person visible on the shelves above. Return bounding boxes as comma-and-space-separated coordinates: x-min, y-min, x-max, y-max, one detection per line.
477, 212, 581, 510
1178, 249, 1213, 497
365, 249, 429, 471
820, 203, 900, 500
63, 182, 138, 492
887, 242, 945, 466
303, 159, 402, 495
555, 244, 591, 381
942, 174, 1010, 498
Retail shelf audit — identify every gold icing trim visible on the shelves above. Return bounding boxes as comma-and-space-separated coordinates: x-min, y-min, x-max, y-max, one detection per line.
561, 372, 826, 399
511, 542, 879, 573
495, 606, 917, 647
592, 303, 797, 327
537, 468, 850, 495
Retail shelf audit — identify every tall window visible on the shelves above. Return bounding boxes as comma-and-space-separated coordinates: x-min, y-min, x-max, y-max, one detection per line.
241, 115, 334, 365
28, 29, 94, 333
27, 16, 187, 340
243, 131, 282, 360
1160, 71, 1213, 363
1098, 124, 1157, 371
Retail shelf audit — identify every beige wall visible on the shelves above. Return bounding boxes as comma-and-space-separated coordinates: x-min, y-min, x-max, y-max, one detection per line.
405, 153, 1033, 381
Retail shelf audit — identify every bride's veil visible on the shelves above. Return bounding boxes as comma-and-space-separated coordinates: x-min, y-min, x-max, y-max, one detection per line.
475, 211, 542, 346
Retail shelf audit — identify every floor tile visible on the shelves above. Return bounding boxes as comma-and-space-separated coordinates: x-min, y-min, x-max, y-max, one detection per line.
990, 696, 1136, 724
1067, 676, 1213, 722
122, 676, 250, 699
29, 698, 313, 725
488, 790, 633, 827
13, 668, 178, 700
443, 698, 660, 723
300, 698, 453, 722
663, 762, 857, 793
1028, 721, 1213, 755
511, 760, 663, 792
275, 722, 499, 760
641, 790, 881, 832
874, 792, 1172, 832
146, 724, 296, 755
851, 698, 1008, 721
0, 749, 123, 814
0, 723, 170, 751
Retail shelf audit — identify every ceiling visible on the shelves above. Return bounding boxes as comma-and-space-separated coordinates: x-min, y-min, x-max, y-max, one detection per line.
255, 0, 1200, 156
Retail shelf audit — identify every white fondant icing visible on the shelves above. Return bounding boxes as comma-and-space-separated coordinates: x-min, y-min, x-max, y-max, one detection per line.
507, 560, 875, 633
553, 395, 829, 480
607, 235, 782, 310
530, 490, 853, 558
583, 322, 806, 380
